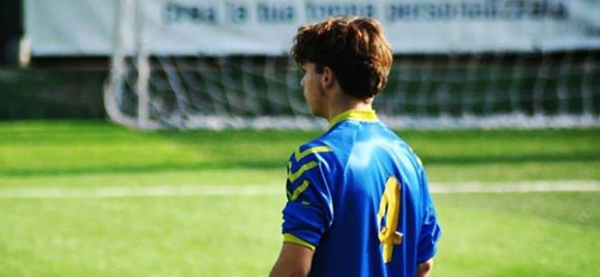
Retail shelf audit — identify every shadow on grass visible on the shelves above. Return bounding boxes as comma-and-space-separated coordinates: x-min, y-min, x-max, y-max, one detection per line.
2, 152, 599, 178
423, 153, 600, 165
0, 161, 284, 178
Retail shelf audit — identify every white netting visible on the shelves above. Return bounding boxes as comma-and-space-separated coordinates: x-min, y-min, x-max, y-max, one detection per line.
105, 54, 600, 129
104, 0, 600, 130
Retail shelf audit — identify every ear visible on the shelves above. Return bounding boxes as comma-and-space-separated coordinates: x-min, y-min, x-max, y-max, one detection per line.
321, 66, 335, 89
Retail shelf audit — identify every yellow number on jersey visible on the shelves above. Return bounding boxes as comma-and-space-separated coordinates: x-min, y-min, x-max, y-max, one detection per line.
377, 176, 403, 263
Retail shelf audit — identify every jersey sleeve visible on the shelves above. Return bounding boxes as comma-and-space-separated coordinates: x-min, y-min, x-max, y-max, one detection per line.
281, 144, 335, 249
416, 168, 442, 264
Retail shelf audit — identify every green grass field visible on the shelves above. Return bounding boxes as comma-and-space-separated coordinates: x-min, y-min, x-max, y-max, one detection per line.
1, 121, 599, 277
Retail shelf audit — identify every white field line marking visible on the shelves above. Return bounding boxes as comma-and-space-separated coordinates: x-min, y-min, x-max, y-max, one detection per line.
0, 181, 599, 199
430, 181, 600, 194
0, 186, 281, 199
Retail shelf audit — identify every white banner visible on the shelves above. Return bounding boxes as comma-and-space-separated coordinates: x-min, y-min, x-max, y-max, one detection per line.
25, 0, 600, 56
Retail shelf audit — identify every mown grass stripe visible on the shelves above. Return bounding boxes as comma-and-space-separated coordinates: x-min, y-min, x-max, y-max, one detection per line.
0, 181, 598, 199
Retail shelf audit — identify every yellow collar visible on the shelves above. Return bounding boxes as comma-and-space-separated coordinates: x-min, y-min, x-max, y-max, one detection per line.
328, 109, 378, 129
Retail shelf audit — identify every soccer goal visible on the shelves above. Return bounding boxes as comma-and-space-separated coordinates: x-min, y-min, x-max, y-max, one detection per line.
104, 0, 600, 130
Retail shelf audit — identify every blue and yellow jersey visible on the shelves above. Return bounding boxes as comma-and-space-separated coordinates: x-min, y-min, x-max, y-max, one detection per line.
281, 109, 441, 277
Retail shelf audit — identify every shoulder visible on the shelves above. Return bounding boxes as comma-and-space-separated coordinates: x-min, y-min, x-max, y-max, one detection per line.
289, 140, 334, 166
286, 138, 338, 184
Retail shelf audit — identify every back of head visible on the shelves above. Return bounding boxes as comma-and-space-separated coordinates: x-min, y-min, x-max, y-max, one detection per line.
291, 17, 393, 100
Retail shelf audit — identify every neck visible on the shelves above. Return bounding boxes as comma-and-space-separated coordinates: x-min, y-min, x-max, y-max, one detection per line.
326, 97, 373, 122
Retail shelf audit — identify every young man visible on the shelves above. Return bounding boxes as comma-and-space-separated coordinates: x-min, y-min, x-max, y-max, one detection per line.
269, 17, 442, 277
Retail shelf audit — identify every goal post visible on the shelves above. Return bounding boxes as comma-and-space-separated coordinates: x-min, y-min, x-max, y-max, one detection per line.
104, 0, 600, 130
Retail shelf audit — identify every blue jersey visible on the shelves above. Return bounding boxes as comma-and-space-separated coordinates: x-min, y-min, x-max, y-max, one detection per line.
281, 109, 441, 277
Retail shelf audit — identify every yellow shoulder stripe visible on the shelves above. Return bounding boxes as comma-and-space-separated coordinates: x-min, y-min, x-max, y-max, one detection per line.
283, 233, 316, 251
288, 161, 318, 183
287, 180, 310, 201
293, 146, 332, 162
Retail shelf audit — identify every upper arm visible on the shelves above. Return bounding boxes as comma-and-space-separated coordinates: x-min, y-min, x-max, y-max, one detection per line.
269, 242, 314, 277
273, 145, 333, 277
416, 258, 434, 277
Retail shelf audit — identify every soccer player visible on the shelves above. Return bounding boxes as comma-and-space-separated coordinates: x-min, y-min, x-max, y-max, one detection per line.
269, 17, 442, 277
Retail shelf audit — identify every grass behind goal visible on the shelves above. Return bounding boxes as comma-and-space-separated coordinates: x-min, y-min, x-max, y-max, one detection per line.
0, 121, 599, 277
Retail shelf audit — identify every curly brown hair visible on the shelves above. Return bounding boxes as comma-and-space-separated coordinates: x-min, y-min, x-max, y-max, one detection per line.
291, 17, 393, 100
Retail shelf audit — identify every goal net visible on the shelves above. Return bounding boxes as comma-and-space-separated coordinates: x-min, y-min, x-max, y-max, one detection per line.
104, 0, 600, 130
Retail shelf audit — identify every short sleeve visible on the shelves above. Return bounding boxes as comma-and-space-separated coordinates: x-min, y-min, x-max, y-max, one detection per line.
416, 169, 442, 263
281, 145, 334, 248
